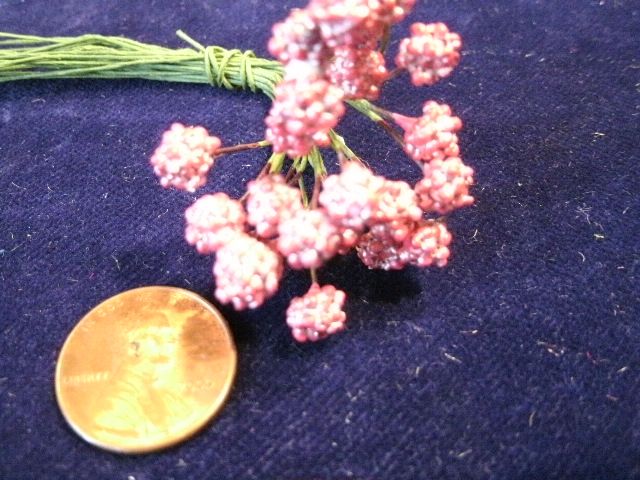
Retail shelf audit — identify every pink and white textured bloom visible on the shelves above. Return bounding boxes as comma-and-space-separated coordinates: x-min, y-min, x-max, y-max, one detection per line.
336, 226, 361, 254
277, 208, 342, 269
369, 219, 416, 243
356, 230, 407, 270
415, 157, 474, 214
327, 47, 389, 100
286, 283, 347, 342
185, 193, 246, 254
150, 123, 221, 192
308, 0, 383, 48
369, 178, 422, 225
396, 22, 462, 86
403, 220, 452, 267
365, 178, 421, 248
319, 161, 384, 230
369, 0, 416, 24
265, 73, 345, 157
394, 101, 462, 163
213, 233, 283, 310
246, 174, 303, 238
268, 8, 329, 66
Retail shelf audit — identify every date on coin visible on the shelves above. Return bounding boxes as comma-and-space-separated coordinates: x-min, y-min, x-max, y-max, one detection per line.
55, 286, 237, 453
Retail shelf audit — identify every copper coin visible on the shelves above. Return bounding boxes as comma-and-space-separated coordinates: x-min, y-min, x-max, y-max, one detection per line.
55, 286, 237, 454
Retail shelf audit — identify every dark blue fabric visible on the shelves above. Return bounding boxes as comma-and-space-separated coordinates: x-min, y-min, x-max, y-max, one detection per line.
1, 1, 639, 479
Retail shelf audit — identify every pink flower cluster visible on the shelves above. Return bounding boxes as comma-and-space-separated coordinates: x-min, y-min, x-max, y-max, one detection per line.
150, 1, 475, 343
394, 101, 462, 163
396, 22, 462, 86
150, 123, 221, 192
214, 234, 283, 311
327, 47, 388, 101
265, 74, 345, 158
287, 283, 347, 342
172, 154, 466, 341
266, 0, 421, 157
392, 100, 474, 215
357, 218, 451, 270
151, 118, 474, 340
318, 161, 454, 271
386, 21, 470, 215
416, 157, 474, 214
184, 193, 246, 254
266, 0, 464, 158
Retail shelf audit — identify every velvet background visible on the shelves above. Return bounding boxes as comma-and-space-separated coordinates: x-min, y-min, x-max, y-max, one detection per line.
1, 1, 639, 479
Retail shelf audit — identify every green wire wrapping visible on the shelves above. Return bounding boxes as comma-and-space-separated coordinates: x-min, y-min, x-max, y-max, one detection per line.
0, 31, 284, 98
0, 30, 383, 175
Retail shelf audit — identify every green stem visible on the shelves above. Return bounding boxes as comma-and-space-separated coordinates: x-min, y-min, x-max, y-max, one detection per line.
308, 147, 327, 177
268, 152, 286, 174
378, 119, 406, 148
0, 31, 284, 97
329, 130, 361, 163
298, 176, 309, 207
346, 99, 385, 122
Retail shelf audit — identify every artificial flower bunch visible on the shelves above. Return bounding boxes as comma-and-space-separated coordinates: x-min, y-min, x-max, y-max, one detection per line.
150, 0, 474, 342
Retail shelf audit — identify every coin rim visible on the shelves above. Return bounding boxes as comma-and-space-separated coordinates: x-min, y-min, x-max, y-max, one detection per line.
54, 286, 237, 454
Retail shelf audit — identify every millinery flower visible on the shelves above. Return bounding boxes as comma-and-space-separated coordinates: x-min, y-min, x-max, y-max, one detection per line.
277, 208, 342, 269
319, 161, 385, 230
246, 174, 303, 238
369, 178, 422, 225
394, 101, 462, 163
327, 47, 389, 100
150, 123, 221, 192
415, 157, 474, 214
138, 1, 475, 341
396, 22, 462, 86
286, 283, 347, 342
403, 220, 452, 267
357, 230, 407, 270
265, 73, 345, 157
185, 193, 247, 254
308, 0, 384, 49
268, 8, 330, 66
1, 0, 477, 343
213, 233, 283, 310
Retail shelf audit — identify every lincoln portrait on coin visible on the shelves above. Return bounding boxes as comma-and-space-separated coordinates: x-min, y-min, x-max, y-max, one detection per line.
93, 312, 192, 438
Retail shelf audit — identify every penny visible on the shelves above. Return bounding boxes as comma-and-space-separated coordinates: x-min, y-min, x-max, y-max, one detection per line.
55, 286, 237, 454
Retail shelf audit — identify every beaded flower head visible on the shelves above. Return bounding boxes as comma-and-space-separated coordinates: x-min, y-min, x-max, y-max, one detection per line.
149, 0, 474, 342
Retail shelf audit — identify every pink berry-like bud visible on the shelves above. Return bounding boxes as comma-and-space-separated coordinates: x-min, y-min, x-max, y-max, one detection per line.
268, 9, 330, 66
327, 47, 389, 100
308, 0, 384, 49
150, 123, 221, 192
415, 157, 475, 214
246, 174, 304, 239
369, 0, 416, 24
278, 208, 342, 269
286, 283, 347, 342
265, 75, 345, 157
396, 22, 462, 87
319, 161, 385, 230
394, 101, 462, 163
356, 231, 407, 270
369, 178, 422, 225
403, 220, 452, 267
185, 193, 247, 254
369, 219, 416, 243
337, 226, 362, 254
213, 233, 283, 310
